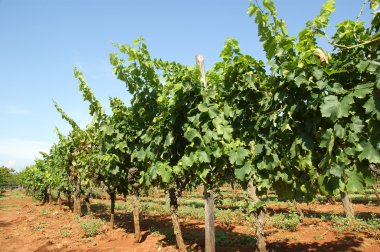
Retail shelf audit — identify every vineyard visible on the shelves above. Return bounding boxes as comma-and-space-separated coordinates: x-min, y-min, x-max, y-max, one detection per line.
2, 0, 380, 251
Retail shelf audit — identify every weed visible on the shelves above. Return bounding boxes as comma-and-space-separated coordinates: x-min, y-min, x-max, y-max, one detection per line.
181, 198, 203, 208
40, 207, 50, 215
0, 204, 17, 209
150, 226, 161, 236
178, 205, 203, 220
216, 209, 245, 226
9, 190, 25, 198
150, 226, 174, 237
35, 223, 45, 233
267, 212, 300, 231
141, 201, 170, 216
313, 234, 325, 241
331, 216, 352, 235
81, 217, 104, 236
77, 237, 94, 242
73, 214, 81, 222
215, 230, 255, 246
322, 213, 380, 238
90, 202, 109, 213
60, 229, 72, 237
114, 202, 130, 211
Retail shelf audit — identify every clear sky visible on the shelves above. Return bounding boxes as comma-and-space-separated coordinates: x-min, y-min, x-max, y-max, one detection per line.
0, 0, 373, 171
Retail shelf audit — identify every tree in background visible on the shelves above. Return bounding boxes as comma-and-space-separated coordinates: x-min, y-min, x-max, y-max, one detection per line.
0, 166, 20, 186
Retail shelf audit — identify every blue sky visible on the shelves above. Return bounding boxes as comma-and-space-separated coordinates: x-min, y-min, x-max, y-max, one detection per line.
0, 0, 373, 171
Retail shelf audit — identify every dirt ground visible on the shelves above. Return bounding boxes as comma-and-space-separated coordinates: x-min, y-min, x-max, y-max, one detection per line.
0, 191, 379, 252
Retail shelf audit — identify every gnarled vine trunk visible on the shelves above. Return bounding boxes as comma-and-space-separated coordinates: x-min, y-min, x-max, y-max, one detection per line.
132, 193, 141, 243
67, 193, 73, 211
373, 185, 380, 202
247, 179, 267, 252
110, 191, 116, 228
73, 177, 82, 216
42, 187, 49, 205
154, 186, 159, 199
231, 178, 238, 203
327, 195, 336, 205
57, 191, 62, 210
169, 188, 186, 252
48, 187, 53, 205
340, 191, 354, 218
292, 199, 304, 219
84, 190, 91, 214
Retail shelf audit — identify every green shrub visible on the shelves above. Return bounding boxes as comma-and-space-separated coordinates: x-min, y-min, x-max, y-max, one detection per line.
267, 212, 300, 231
330, 214, 380, 237
81, 217, 104, 236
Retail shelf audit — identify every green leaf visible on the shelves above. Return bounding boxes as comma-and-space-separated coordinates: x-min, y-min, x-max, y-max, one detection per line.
263, 0, 276, 15
248, 200, 266, 212
363, 96, 380, 120
234, 162, 252, 181
208, 106, 219, 119
356, 60, 370, 73
197, 103, 209, 112
222, 126, 233, 141
358, 142, 380, 164
328, 82, 346, 95
200, 168, 210, 181
294, 74, 308, 87
184, 128, 201, 142
320, 95, 354, 121
333, 124, 345, 139
164, 132, 174, 146
182, 156, 194, 167
346, 173, 364, 193
255, 144, 264, 155
367, 61, 380, 73
247, 4, 258, 16
370, 0, 379, 10
157, 164, 171, 183
330, 164, 343, 177
316, 80, 327, 90
353, 83, 374, 99
318, 175, 342, 196
198, 151, 211, 163
229, 147, 250, 165
319, 128, 333, 148
313, 68, 323, 80
110, 165, 120, 175
349, 116, 364, 133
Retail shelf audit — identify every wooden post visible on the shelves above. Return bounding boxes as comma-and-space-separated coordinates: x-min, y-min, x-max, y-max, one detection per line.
132, 193, 141, 243
196, 54, 207, 88
196, 54, 215, 252
204, 185, 215, 252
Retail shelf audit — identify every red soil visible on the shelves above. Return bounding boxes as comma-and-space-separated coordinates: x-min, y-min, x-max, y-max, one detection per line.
0, 192, 379, 252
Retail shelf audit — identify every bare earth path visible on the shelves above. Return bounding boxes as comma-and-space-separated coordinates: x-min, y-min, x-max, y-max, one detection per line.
0, 190, 380, 251
0, 191, 175, 252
